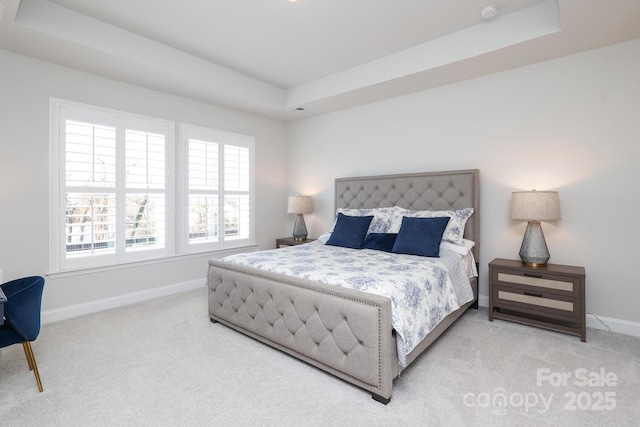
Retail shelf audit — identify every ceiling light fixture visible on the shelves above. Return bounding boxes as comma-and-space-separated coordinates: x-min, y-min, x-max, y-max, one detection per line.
481, 5, 498, 19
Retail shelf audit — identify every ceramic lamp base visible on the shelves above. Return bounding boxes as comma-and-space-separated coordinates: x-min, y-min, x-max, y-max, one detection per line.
292, 214, 308, 241
519, 220, 550, 267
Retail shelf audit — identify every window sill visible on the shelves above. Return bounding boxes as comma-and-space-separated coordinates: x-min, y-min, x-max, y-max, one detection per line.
47, 244, 258, 279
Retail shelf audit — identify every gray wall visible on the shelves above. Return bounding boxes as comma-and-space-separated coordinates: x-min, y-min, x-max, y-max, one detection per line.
0, 49, 287, 315
285, 38, 640, 325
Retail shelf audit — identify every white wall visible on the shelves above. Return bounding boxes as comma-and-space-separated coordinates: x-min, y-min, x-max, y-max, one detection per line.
286, 38, 640, 325
0, 49, 287, 316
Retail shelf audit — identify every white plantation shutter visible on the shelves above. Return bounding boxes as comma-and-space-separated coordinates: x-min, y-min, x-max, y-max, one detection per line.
65, 121, 117, 187
182, 124, 254, 251
124, 129, 167, 252
188, 139, 219, 243
223, 144, 251, 241
51, 101, 173, 271
64, 121, 117, 257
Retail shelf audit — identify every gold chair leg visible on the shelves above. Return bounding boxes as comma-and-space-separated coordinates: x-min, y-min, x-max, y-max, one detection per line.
22, 342, 34, 370
22, 342, 43, 392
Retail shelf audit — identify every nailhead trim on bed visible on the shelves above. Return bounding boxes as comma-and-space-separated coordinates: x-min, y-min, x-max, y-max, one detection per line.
208, 264, 389, 391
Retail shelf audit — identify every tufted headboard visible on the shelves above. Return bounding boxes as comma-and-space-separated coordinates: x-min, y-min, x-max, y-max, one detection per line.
335, 169, 480, 260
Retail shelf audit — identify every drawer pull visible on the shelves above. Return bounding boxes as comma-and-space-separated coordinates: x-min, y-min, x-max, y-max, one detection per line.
524, 273, 543, 278
524, 291, 543, 298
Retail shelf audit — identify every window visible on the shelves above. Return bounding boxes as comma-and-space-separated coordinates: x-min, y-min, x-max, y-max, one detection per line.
181, 124, 254, 252
50, 100, 254, 273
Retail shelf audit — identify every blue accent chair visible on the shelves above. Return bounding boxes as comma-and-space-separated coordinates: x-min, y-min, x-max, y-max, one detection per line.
0, 276, 45, 392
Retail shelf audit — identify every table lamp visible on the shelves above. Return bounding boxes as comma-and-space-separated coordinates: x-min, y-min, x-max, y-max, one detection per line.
288, 196, 313, 241
510, 190, 561, 267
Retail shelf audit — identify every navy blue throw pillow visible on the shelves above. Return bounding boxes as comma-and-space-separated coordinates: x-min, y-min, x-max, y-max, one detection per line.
392, 216, 450, 257
362, 233, 398, 252
326, 213, 374, 249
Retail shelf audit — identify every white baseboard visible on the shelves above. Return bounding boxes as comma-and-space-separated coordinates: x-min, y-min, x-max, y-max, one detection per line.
586, 313, 640, 337
41, 278, 205, 324
476, 294, 640, 338
478, 295, 490, 308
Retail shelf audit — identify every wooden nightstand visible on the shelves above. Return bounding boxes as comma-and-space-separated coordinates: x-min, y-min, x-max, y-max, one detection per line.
276, 237, 315, 248
489, 258, 586, 342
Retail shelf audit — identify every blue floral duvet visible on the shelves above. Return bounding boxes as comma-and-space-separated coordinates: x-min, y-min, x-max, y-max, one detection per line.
222, 242, 474, 366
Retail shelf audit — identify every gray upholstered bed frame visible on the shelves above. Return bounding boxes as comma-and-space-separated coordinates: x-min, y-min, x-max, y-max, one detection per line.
208, 169, 480, 404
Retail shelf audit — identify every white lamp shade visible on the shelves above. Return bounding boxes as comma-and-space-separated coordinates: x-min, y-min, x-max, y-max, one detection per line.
287, 196, 313, 214
510, 191, 560, 221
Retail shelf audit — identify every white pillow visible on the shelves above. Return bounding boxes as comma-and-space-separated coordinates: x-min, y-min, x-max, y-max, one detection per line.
317, 232, 332, 244
390, 206, 474, 245
333, 207, 395, 233
440, 238, 475, 256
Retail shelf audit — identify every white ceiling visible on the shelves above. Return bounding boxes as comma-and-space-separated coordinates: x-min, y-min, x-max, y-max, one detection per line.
0, 0, 639, 121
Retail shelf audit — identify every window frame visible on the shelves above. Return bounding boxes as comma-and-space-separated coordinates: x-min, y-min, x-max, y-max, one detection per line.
50, 99, 256, 275
178, 123, 256, 254
50, 100, 176, 272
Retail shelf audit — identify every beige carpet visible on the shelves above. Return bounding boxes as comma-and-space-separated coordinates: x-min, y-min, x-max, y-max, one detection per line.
1, 287, 639, 426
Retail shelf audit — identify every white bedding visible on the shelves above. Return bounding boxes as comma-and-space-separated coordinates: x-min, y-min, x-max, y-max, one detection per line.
222, 242, 475, 366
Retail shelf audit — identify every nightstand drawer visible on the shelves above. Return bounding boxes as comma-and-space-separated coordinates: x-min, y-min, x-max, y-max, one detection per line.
493, 269, 580, 298
497, 272, 575, 292
493, 285, 580, 319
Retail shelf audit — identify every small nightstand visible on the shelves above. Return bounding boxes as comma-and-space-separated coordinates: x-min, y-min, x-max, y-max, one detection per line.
276, 237, 315, 248
489, 258, 586, 342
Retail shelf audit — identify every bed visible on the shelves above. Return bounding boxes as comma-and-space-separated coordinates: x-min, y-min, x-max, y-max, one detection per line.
208, 169, 480, 404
